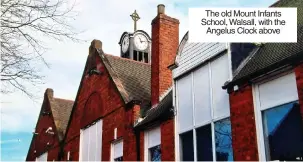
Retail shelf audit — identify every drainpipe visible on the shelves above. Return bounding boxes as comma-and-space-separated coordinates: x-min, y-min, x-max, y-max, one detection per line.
135, 129, 141, 161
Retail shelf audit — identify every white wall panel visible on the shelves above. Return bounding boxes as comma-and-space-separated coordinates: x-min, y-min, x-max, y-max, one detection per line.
177, 73, 193, 133
80, 120, 103, 161
96, 121, 102, 161
113, 140, 123, 158
88, 124, 96, 161
211, 54, 230, 119
258, 72, 298, 110
147, 127, 161, 148
173, 42, 226, 78
37, 152, 48, 161
193, 64, 212, 126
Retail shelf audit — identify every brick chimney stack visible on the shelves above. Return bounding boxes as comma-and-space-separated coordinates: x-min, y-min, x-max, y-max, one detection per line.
151, 4, 179, 106
45, 88, 54, 99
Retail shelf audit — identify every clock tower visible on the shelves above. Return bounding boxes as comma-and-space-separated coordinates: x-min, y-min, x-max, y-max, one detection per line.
118, 10, 151, 63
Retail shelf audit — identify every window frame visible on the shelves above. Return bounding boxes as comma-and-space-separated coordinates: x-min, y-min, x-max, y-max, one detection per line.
175, 53, 233, 161
79, 119, 103, 161
144, 126, 161, 161
252, 71, 299, 161
111, 138, 123, 161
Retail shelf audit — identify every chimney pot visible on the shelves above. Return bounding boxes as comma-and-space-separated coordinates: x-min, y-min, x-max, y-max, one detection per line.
157, 4, 165, 15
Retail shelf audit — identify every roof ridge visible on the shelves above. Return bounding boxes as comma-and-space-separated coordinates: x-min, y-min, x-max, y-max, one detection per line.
104, 53, 151, 66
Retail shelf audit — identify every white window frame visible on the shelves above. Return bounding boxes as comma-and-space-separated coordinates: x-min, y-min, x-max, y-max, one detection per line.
79, 119, 103, 161
144, 126, 161, 161
111, 139, 123, 161
252, 72, 299, 161
175, 53, 232, 161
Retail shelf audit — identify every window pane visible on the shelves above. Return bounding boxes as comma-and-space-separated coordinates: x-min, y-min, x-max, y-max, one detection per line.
215, 118, 233, 161
262, 101, 303, 161
114, 140, 123, 158
149, 145, 161, 161
148, 127, 161, 148
177, 74, 193, 133
210, 54, 230, 119
180, 131, 194, 161
114, 157, 123, 161
196, 124, 213, 161
193, 65, 211, 126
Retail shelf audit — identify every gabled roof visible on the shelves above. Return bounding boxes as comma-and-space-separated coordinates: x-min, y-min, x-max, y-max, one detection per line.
101, 53, 151, 103
235, 25, 303, 79
49, 98, 74, 141
135, 89, 173, 129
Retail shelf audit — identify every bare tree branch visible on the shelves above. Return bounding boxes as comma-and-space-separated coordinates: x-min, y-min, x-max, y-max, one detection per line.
1, 0, 79, 99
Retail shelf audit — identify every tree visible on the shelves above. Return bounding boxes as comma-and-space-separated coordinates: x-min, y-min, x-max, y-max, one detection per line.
1, 0, 78, 98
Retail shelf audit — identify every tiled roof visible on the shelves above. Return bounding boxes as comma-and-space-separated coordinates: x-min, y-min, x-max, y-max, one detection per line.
135, 90, 173, 128
226, 0, 303, 87
102, 54, 151, 103
230, 26, 303, 84
49, 98, 74, 141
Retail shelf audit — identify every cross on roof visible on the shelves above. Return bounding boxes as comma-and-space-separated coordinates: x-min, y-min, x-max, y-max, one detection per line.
130, 10, 140, 32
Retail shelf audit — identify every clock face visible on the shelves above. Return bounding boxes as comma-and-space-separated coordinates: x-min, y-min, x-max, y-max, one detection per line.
121, 35, 129, 53
134, 34, 148, 51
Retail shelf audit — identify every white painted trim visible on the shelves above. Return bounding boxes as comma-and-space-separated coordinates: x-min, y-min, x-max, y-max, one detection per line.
114, 128, 117, 140
144, 130, 148, 161
67, 151, 70, 161
79, 129, 83, 161
209, 62, 216, 162
174, 79, 180, 161
192, 72, 197, 162
226, 42, 233, 80
253, 84, 266, 161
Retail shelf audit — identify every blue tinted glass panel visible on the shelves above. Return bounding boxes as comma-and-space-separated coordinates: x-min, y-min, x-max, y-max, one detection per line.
215, 118, 234, 161
149, 145, 161, 161
180, 131, 194, 161
262, 101, 303, 161
196, 124, 213, 161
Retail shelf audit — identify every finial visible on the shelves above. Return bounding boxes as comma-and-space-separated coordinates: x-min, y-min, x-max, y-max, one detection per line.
130, 10, 140, 32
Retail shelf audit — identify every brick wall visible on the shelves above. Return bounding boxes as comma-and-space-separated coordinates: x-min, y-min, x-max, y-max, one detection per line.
161, 118, 175, 161
229, 85, 259, 161
151, 6, 179, 105
62, 45, 136, 161
294, 64, 303, 123
26, 94, 60, 161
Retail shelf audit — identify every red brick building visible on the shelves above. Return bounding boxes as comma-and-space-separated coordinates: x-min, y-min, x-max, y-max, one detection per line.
27, 0, 303, 161
59, 4, 178, 161
26, 89, 74, 161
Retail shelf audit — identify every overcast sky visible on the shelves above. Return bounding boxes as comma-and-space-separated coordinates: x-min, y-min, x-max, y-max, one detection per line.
1, 0, 278, 161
